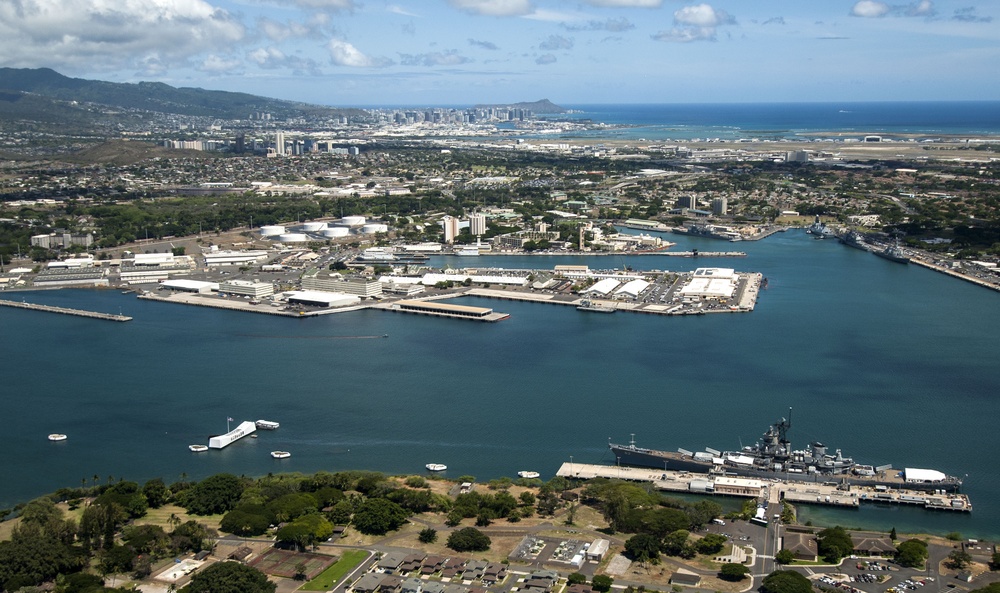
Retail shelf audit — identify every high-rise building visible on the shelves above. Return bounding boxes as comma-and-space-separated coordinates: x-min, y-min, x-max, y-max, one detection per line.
442, 216, 459, 244
676, 195, 698, 210
275, 131, 285, 156
711, 197, 729, 216
469, 213, 487, 236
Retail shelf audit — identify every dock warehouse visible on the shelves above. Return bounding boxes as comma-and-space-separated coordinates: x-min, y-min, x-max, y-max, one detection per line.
160, 279, 218, 293
678, 267, 738, 299
284, 291, 360, 308
581, 278, 621, 296
392, 300, 496, 319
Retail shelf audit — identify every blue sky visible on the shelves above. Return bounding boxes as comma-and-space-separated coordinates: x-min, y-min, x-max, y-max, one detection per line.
0, 0, 996, 106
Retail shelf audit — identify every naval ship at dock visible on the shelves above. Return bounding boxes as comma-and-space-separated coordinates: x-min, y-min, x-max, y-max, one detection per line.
609, 409, 962, 492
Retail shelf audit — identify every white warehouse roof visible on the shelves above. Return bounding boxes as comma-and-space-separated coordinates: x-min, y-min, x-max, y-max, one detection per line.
615, 279, 650, 298
693, 267, 735, 279
284, 291, 360, 308
582, 278, 621, 296
161, 279, 218, 292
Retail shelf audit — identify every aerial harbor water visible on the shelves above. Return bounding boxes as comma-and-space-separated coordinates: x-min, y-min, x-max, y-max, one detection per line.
2, 230, 999, 539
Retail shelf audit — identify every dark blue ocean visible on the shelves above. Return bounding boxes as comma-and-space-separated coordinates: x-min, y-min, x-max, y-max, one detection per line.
538, 101, 1000, 140
2, 230, 999, 538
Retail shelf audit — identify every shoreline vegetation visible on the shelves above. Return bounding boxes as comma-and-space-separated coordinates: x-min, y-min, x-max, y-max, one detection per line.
0, 468, 991, 592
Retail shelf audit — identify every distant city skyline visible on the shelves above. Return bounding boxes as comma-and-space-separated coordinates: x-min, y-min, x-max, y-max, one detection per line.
0, 0, 997, 106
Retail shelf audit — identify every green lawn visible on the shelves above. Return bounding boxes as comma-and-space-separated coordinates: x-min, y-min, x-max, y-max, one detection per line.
300, 549, 369, 592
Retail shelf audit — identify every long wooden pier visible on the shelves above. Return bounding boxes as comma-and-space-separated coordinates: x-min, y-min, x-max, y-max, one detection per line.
0, 299, 132, 322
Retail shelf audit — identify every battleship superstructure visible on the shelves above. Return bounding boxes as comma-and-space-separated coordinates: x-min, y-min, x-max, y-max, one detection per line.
609, 409, 962, 492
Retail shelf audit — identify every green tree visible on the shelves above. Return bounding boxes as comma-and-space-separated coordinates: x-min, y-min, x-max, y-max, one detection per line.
696, 533, 727, 555
660, 530, 689, 556
624, 534, 661, 563
817, 526, 854, 563
142, 478, 169, 508
276, 514, 333, 551
760, 570, 813, 593
719, 563, 750, 581
220, 506, 273, 537
989, 551, 1000, 571
352, 498, 408, 535
447, 527, 491, 552
971, 584, 1000, 593
591, 575, 614, 593
567, 573, 587, 585
895, 539, 929, 568
946, 550, 973, 570
419, 528, 438, 544
775, 549, 795, 564
182, 474, 245, 515
180, 561, 275, 593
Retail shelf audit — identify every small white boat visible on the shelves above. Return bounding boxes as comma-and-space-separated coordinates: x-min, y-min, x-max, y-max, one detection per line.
517, 471, 540, 479
188, 444, 208, 452
271, 451, 291, 459
47, 434, 67, 442
425, 463, 447, 472
256, 420, 280, 430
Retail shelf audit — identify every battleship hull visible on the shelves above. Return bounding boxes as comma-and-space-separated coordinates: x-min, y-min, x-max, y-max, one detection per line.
609, 443, 961, 493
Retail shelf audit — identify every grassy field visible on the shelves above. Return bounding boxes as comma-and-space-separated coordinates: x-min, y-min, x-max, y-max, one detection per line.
132, 504, 224, 531
301, 549, 370, 591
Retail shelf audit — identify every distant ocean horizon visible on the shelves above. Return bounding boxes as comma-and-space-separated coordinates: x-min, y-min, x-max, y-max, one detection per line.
549, 101, 1000, 141
350, 101, 1000, 141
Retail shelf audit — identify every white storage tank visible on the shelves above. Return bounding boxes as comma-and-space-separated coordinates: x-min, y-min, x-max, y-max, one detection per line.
361, 223, 389, 234
299, 222, 327, 232
260, 225, 286, 237
278, 233, 310, 243
341, 216, 366, 227
321, 227, 350, 238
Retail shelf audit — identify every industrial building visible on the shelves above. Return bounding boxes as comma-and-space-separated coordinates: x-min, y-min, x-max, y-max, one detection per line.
581, 278, 621, 296
392, 300, 497, 320
202, 249, 269, 267
219, 280, 275, 298
46, 256, 95, 269
712, 476, 766, 497
160, 279, 219, 293
283, 291, 360, 308
614, 279, 650, 299
302, 276, 382, 298
678, 268, 738, 299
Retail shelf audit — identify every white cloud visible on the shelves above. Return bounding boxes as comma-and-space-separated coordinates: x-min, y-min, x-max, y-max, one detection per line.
291, 0, 356, 10
564, 17, 635, 32
653, 3, 734, 42
448, 0, 534, 17
0, 0, 244, 73
674, 4, 734, 27
536, 53, 557, 65
258, 17, 321, 42
523, 9, 584, 22
582, 0, 662, 6
199, 54, 244, 74
539, 35, 574, 50
852, 0, 944, 18
399, 50, 471, 66
908, 0, 935, 16
469, 38, 500, 50
387, 5, 420, 17
851, 1, 891, 17
327, 39, 392, 67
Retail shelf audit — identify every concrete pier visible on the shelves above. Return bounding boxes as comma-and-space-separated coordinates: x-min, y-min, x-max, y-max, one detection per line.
0, 298, 132, 322
555, 462, 972, 512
